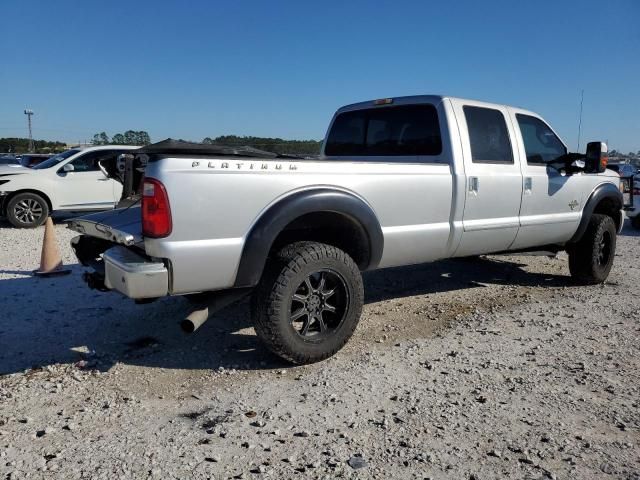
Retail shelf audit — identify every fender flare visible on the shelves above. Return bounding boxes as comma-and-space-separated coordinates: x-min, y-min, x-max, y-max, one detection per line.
569, 182, 623, 243
233, 188, 384, 288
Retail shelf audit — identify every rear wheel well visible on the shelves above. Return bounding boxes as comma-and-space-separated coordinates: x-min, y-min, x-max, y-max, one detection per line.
2, 189, 53, 215
593, 197, 621, 231
270, 212, 371, 270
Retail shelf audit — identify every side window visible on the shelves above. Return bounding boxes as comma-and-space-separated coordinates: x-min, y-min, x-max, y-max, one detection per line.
516, 114, 567, 165
69, 150, 120, 172
463, 106, 513, 164
324, 104, 442, 159
324, 111, 366, 156
69, 151, 103, 172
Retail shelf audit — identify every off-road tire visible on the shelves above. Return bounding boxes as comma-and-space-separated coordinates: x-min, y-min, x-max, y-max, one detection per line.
252, 242, 364, 364
6, 192, 49, 228
631, 215, 640, 230
568, 214, 616, 284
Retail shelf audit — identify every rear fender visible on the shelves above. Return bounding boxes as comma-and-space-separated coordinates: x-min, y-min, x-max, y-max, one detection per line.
233, 188, 383, 288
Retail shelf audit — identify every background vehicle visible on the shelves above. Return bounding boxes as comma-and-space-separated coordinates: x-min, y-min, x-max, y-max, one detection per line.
69, 95, 623, 364
608, 163, 637, 178
0, 145, 138, 228
609, 163, 638, 192
0, 154, 20, 166
627, 179, 640, 229
19, 154, 51, 168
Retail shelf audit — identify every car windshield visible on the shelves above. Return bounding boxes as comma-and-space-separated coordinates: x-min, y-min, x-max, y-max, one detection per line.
32, 149, 81, 169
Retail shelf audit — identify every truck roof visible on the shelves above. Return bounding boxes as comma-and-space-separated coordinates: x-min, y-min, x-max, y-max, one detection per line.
336, 95, 532, 115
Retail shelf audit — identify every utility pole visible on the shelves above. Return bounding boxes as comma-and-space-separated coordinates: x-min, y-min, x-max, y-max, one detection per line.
24, 109, 34, 152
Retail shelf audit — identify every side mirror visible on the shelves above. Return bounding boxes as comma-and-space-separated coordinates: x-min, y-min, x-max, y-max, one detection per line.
570, 159, 586, 172
62, 163, 75, 172
585, 142, 608, 173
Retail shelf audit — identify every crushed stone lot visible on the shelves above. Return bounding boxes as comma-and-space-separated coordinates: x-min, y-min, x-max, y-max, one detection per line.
1, 219, 639, 479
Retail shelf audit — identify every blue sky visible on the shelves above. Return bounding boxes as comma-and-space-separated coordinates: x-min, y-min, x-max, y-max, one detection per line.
1, 0, 638, 152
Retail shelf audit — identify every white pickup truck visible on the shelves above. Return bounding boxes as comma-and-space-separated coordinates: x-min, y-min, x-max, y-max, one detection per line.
69, 95, 624, 364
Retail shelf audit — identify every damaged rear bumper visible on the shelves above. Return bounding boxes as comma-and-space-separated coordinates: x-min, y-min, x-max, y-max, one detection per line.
103, 246, 168, 298
68, 206, 169, 299
71, 234, 169, 300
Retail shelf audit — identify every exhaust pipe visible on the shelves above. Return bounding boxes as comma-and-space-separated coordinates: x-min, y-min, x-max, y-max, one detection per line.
180, 288, 251, 334
181, 306, 211, 333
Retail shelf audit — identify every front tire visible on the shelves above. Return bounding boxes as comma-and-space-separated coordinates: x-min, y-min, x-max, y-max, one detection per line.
6, 192, 49, 228
568, 214, 616, 284
252, 242, 364, 364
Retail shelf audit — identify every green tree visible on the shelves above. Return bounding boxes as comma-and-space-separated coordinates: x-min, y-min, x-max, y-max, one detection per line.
200, 135, 321, 155
0, 137, 66, 154
92, 132, 110, 145
123, 130, 137, 145
112, 133, 125, 145
135, 131, 151, 145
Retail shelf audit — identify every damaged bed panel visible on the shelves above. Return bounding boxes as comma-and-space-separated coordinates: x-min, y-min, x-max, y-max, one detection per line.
67, 206, 143, 246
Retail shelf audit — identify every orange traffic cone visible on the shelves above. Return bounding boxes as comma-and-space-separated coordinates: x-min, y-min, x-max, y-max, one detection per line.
34, 217, 71, 277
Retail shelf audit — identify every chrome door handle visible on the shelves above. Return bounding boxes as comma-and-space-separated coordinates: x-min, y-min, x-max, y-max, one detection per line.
524, 177, 532, 193
469, 176, 479, 193
97, 178, 110, 181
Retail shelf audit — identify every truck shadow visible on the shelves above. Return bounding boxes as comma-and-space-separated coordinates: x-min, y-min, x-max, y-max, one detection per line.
0, 254, 572, 377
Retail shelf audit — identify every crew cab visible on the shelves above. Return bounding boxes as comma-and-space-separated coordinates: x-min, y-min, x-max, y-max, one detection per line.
0, 145, 138, 227
69, 95, 624, 364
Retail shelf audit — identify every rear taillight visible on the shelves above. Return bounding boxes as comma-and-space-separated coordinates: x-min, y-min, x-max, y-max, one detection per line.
142, 178, 172, 238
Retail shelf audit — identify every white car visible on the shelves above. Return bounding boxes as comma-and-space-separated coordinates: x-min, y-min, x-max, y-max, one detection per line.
0, 145, 138, 228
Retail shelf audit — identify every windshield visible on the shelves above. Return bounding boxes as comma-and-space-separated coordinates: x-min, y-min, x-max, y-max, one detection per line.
32, 149, 81, 170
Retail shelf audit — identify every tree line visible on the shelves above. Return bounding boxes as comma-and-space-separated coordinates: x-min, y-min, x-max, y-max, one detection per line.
202, 135, 322, 155
92, 131, 151, 146
0, 138, 67, 154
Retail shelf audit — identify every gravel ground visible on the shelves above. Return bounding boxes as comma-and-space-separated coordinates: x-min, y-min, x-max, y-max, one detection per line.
0, 218, 639, 479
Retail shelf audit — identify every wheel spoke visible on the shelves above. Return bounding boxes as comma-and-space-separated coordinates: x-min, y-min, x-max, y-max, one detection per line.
323, 303, 336, 314
304, 277, 313, 294
317, 314, 327, 333
291, 308, 307, 321
292, 293, 308, 303
301, 318, 311, 336
322, 287, 336, 299
318, 273, 326, 293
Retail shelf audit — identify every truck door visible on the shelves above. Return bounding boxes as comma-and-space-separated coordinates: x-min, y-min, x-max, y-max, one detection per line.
452, 102, 523, 256
509, 110, 584, 249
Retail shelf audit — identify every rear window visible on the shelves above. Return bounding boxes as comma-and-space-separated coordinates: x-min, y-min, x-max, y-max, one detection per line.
464, 106, 513, 164
324, 104, 442, 158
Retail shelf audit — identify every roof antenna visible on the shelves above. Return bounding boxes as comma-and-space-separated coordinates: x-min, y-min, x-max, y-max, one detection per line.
576, 89, 584, 152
